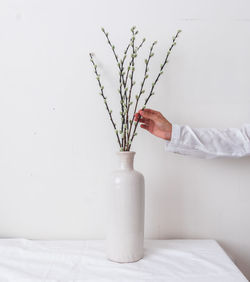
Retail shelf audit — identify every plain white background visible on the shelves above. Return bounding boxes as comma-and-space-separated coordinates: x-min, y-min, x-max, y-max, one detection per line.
0, 0, 250, 279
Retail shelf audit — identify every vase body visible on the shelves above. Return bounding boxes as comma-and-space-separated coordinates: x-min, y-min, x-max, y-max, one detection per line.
105, 151, 145, 263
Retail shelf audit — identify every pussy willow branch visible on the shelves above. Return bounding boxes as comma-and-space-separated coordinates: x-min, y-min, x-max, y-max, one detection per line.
126, 40, 157, 150
101, 28, 127, 87
128, 29, 182, 150
89, 53, 121, 147
119, 44, 130, 148
90, 26, 181, 151
121, 27, 146, 150
120, 39, 135, 149
123, 36, 146, 110
101, 28, 128, 148
101, 27, 146, 150
124, 36, 146, 88
124, 27, 137, 150
124, 28, 147, 151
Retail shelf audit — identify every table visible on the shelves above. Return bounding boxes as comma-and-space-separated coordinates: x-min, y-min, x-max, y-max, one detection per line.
0, 239, 247, 281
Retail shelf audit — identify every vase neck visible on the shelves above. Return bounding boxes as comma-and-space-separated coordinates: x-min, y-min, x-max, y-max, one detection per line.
116, 151, 135, 170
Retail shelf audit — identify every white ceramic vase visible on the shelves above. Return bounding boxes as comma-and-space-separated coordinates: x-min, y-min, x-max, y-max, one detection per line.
105, 151, 145, 263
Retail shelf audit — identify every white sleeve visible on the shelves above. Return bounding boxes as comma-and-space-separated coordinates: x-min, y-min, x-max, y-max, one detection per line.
164, 123, 250, 159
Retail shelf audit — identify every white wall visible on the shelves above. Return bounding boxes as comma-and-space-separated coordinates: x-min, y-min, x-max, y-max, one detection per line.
0, 0, 250, 278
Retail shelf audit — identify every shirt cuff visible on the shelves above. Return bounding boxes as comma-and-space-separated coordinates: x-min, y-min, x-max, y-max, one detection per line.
164, 123, 181, 152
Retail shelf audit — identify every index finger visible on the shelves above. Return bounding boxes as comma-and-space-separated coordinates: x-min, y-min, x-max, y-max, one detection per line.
140, 108, 158, 114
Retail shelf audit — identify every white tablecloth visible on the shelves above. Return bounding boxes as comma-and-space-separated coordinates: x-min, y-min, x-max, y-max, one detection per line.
0, 239, 247, 282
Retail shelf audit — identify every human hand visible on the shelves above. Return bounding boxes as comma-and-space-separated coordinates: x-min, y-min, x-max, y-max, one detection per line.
134, 108, 172, 141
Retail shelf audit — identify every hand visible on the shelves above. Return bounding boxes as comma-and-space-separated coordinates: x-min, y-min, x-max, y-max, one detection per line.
134, 108, 172, 141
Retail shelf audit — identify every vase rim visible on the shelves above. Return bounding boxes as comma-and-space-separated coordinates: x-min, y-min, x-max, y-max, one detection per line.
116, 151, 136, 155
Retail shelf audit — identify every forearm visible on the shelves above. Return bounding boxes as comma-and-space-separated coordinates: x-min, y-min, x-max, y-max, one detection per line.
165, 123, 250, 159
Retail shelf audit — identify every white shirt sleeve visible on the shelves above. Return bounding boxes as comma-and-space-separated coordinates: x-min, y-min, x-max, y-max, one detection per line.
164, 123, 250, 159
